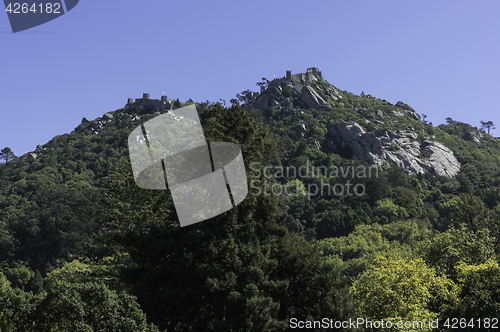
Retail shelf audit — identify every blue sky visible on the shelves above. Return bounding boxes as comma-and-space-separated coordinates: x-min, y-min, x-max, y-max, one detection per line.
1, 0, 499, 156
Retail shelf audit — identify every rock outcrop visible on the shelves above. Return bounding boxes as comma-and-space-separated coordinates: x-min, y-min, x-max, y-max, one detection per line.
327, 122, 461, 177
420, 140, 461, 177
301, 85, 331, 110
254, 93, 276, 110
28, 145, 47, 159
463, 131, 482, 143
90, 115, 112, 134
395, 101, 420, 121
251, 69, 339, 112
248, 69, 461, 177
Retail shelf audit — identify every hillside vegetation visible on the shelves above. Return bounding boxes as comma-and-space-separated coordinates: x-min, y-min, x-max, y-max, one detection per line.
1, 70, 500, 331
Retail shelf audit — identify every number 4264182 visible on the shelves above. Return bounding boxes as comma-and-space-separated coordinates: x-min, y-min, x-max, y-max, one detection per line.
5, 3, 61, 14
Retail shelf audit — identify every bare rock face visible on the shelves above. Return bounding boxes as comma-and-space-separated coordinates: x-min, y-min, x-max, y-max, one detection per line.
420, 140, 461, 177
254, 93, 277, 110
328, 122, 385, 165
251, 70, 340, 112
301, 85, 330, 110
87, 112, 116, 134
327, 121, 461, 177
28, 145, 47, 159
90, 120, 103, 134
328, 122, 365, 142
103, 113, 113, 121
395, 101, 421, 121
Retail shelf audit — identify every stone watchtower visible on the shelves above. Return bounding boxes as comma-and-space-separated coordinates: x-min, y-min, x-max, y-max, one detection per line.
305, 71, 313, 82
306, 67, 322, 78
288, 67, 323, 83
143, 93, 150, 100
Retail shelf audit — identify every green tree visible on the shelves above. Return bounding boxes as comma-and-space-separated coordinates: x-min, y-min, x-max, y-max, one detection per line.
0, 272, 36, 331
373, 198, 409, 222
256, 77, 269, 92
445, 117, 457, 126
32, 281, 158, 332
450, 260, 500, 326
417, 228, 495, 278
0, 147, 16, 163
0, 273, 16, 331
480, 120, 496, 134
26, 269, 43, 294
445, 194, 489, 232
318, 220, 431, 279
174, 98, 182, 108
235, 89, 255, 105
8, 181, 101, 273
351, 257, 458, 331
2, 266, 34, 290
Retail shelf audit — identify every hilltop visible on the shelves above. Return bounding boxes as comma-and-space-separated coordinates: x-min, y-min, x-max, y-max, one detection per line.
239, 67, 491, 178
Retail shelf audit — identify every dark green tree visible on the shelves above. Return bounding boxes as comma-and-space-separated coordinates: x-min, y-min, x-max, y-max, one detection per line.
174, 98, 182, 108
256, 78, 269, 92
31, 281, 158, 332
417, 228, 495, 278
0, 273, 36, 331
480, 120, 496, 135
0, 147, 15, 163
449, 260, 500, 327
445, 117, 457, 126
446, 194, 490, 233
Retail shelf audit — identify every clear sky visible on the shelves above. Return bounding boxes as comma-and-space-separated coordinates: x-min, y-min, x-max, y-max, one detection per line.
1, 0, 499, 156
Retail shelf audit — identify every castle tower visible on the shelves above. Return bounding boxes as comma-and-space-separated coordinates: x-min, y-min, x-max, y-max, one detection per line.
306, 67, 322, 79
304, 67, 322, 81
143, 93, 150, 100
286, 70, 292, 80
161, 95, 168, 103
127, 98, 134, 104
305, 71, 313, 82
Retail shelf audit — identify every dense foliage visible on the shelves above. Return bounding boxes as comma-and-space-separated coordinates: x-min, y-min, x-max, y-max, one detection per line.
1, 76, 500, 330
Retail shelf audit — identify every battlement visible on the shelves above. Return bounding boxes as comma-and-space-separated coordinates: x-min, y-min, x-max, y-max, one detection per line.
128, 93, 167, 104
281, 67, 323, 84
126, 93, 172, 111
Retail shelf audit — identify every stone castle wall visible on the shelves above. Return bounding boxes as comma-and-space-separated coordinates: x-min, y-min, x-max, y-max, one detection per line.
126, 93, 172, 111
279, 67, 323, 85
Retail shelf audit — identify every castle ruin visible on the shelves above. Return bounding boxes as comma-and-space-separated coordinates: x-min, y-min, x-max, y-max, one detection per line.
126, 93, 172, 111
269, 67, 323, 90
285, 67, 322, 83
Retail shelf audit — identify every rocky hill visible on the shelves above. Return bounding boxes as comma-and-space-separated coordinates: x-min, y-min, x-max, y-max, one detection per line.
3, 67, 500, 330
246, 67, 470, 178
2, 67, 499, 273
